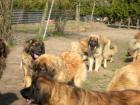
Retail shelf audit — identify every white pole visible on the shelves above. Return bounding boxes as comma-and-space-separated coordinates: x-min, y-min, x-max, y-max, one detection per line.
43, 0, 55, 40
90, 0, 96, 21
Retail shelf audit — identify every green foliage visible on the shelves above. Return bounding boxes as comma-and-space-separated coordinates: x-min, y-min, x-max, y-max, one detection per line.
13, 0, 47, 10
13, 0, 140, 21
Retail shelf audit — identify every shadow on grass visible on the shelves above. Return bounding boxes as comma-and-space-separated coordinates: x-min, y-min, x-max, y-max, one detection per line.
0, 92, 18, 105
124, 57, 133, 63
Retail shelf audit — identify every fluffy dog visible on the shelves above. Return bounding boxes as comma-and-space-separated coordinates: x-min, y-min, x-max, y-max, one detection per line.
88, 34, 117, 72
88, 34, 103, 72
70, 38, 88, 61
32, 52, 87, 87
103, 43, 117, 63
0, 39, 9, 79
127, 32, 140, 61
21, 39, 45, 88
107, 58, 140, 91
20, 72, 140, 105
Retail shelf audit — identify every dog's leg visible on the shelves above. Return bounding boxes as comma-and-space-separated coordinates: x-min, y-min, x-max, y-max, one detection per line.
95, 56, 102, 72
82, 55, 87, 61
24, 75, 32, 88
74, 63, 87, 87
109, 57, 114, 62
88, 57, 94, 72
103, 58, 107, 68
22, 64, 32, 88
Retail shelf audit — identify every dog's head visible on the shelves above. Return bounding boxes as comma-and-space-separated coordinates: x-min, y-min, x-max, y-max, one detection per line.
88, 35, 100, 49
0, 39, 9, 58
24, 39, 45, 60
20, 72, 52, 105
32, 54, 56, 79
134, 32, 140, 40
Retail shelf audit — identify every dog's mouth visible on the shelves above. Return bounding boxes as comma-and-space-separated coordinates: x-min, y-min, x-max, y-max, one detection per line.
26, 99, 34, 105
33, 53, 39, 59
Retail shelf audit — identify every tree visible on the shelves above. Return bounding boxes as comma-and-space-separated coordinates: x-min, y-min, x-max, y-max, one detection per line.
0, 0, 13, 40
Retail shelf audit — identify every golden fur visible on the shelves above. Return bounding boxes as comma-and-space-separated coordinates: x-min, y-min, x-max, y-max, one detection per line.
107, 59, 140, 91
21, 39, 45, 88
33, 52, 87, 87
88, 34, 117, 72
70, 38, 88, 60
21, 73, 140, 105
21, 52, 32, 88
127, 33, 140, 61
88, 34, 103, 72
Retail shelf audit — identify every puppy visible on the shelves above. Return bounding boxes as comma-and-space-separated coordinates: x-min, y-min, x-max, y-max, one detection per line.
21, 72, 140, 105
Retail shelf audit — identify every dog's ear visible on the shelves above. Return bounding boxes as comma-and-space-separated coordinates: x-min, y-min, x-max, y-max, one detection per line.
88, 37, 92, 46
24, 39, 36, 53
96, 38, 100, 47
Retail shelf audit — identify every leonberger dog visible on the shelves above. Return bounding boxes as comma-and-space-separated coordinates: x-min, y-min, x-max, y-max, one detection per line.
107, 58, 140, 91
32, 52, 87, 87
127, 32, 140, 61
70, 38, 88, 61
88, 34, 117, 72
0, 39, 9, 79
21, 39, 45, 88
20, 72, 140, 105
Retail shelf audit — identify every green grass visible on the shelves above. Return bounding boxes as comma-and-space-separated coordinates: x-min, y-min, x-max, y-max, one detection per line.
12, 23, 55, 34
83, 40, 129, 91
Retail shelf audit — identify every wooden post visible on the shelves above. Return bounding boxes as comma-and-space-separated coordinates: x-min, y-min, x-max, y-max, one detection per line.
128, 17, 131, 29
119, 19, 123, 28
38, 1, 48, 37
76, 1, 80, 32
136, 19, 139, 30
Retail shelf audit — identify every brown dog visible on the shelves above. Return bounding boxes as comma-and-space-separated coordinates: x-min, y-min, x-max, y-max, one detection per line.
21, 39, 45, 88
20, 72, 140, 105
0, 39, 9, 79
33, 52, 87, 87
107, 58, 140, 91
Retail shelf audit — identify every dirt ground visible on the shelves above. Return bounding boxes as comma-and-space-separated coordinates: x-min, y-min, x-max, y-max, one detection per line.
0, 23, 139, 105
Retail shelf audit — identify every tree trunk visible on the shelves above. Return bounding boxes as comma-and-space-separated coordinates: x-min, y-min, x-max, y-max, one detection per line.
55, 14, 67, 33
128, 17, 131, 29
0, 0, 13, 40
136, 19, 139, 30
75, 2, 80, 32
38, 1, 48, 36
